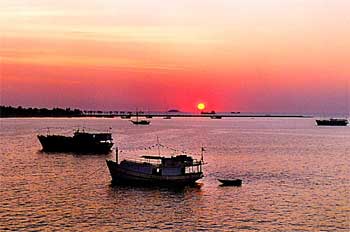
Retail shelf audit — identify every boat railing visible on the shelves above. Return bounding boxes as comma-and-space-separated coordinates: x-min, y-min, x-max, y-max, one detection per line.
188, 159, 203, 167
123, 158, 162, 166
122, 157, 203, 167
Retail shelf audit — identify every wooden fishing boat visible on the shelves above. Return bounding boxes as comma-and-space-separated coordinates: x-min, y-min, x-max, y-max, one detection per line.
106, 143, 205, 186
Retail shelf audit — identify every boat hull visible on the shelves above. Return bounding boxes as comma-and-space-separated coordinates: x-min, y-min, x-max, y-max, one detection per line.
131, 120, 150, 125
218, 179, 242, 186
106, 160, 203, 186
316, 120, 348, 126
38, 135, 113, 153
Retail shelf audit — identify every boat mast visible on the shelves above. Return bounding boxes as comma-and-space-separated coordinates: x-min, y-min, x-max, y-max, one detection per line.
136, 108, 138, 122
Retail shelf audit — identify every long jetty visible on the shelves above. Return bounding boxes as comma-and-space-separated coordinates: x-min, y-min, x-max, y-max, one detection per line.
83, 111, 311, 118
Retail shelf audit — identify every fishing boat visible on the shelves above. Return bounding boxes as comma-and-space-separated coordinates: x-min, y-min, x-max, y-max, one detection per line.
316, 118, 348, 126
106, 142, 204, 186
130, 111, 151, 125
131, 119, 151, 125
163, 116, 172, 119
218, 179, 242, 186
37, 129, 113, 153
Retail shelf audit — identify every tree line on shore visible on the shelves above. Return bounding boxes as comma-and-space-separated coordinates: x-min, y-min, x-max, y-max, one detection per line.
0, 106, 83, 117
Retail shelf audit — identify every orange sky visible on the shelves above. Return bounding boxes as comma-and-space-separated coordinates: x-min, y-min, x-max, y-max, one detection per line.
1, 0, 349, 114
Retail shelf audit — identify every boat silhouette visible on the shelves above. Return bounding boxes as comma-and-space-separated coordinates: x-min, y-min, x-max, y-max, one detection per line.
130, 110, 151, 125
218, 179, 242, 186
37, 129, 113, 153
316, 118, 348, 126
106, 143, 205, 186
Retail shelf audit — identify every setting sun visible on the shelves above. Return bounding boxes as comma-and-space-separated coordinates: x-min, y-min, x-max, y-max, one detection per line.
197, 103, 206, 111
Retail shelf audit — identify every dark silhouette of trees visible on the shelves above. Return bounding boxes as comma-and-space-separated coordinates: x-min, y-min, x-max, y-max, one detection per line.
0, 106, 83, 117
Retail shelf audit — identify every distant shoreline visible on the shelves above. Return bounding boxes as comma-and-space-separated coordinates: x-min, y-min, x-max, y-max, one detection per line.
0, 106, 83, 118
0, 105, 312, 118
0, 115, 311, 118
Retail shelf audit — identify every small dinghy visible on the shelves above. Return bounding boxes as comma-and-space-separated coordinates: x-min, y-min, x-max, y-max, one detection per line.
218, 179, 242, 186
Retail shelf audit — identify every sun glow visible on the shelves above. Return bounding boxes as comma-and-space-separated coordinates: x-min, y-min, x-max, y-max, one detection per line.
197, 103, 206, 111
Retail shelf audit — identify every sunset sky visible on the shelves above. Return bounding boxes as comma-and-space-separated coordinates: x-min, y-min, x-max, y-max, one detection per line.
1, 0, 349, 114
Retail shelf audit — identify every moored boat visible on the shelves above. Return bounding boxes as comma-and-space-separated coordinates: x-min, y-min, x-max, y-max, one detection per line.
131, 119, 151, 125
130, 111, 151, 125
316, 118, 348, 126
106, 144, 204, 186
37, 129, 113, 153
218, 179, 242, 186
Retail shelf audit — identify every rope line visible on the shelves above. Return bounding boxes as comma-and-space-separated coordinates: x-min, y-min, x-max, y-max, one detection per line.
119, 143, 204, 157
86, 165, 106, 177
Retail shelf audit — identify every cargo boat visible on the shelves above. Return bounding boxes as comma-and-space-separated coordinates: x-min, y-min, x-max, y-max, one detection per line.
38, 129, 113, 153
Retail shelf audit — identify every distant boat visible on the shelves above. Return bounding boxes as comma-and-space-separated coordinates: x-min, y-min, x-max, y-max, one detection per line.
145, 115, 153, 118
218, 179, 242, 186
131, 120, 151, 125
106, 143, 204, 186
163, 116, 171, 119
120, 115, 131, 119
167, 109, 180, 113
201, 110, 216, 115
131, 111, 151, 125
37, 129, 113, 153
316, 118, 348, 126
210, 116, 222, 119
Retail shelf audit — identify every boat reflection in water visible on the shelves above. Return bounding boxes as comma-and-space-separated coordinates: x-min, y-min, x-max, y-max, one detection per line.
106, 143, 204, 186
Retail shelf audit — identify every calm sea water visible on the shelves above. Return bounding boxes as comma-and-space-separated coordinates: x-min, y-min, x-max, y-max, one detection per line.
0, 117, 349, 231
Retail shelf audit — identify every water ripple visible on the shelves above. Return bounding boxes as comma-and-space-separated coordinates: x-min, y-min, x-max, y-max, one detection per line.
0, 118, 349, 231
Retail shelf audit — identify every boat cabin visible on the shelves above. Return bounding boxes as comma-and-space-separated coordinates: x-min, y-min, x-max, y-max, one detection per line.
119, 154, 202, 176
73, 130, 113, 143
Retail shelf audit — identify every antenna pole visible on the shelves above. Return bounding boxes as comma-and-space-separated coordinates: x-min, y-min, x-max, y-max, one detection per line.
157, 136, 161, 157
116, 147, 119, 164
201, 146, 205, 163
